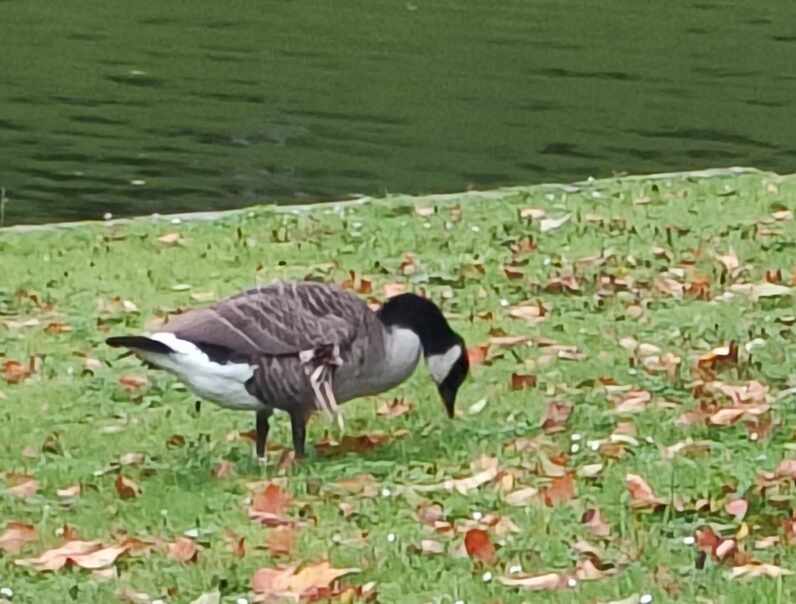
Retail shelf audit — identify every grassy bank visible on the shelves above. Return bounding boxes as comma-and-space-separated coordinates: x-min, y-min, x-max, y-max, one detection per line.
1, 170, 795, 603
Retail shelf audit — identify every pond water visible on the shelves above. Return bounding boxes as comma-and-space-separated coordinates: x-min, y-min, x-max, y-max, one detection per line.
1, 1, 794, 225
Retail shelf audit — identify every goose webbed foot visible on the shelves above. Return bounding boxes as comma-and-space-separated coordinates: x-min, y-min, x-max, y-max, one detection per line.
255, 408, 273, 458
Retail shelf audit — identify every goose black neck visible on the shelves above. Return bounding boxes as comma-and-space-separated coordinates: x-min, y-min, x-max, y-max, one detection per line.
377, 293, 459, 355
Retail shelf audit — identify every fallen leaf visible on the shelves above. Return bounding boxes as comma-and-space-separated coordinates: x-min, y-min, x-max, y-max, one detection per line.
509, 303, 546, 323
249, 483, 293, 525
157, 232, 182, 246
45, 322, 73, 334
223, 530, 246, 559
731, 563, 792, 580
419, 539, 445, 555
464, 529, 496, 564
69, 545, 129, 570
504, 487, 539, 506
115, 474, 141, 500
15, 540, 103, 572
510, 373, 537, 390
582, 508, 611, 538
57, 484, 81, 498
2, 360, 32, 384
540, 401, 572, 434
5, 473, 38, 499
212, 460, 235, 479
498, 572, 567, 591
315, 433, 390, 457
626, 474, 665, 509
725, 498, 749, 522
266, 526, 296, 557
540, 214, 571, 233
376, 398, 412, 418
167, 537, 199, 563
467, 345, 489, 366
251, 561, 359, 602
118, 374, 148, 392
542, 472, 576, 507
0, 522, 37, 554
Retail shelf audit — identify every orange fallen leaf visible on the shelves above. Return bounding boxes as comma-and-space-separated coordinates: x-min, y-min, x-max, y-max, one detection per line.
45, 321, 73, 334
251, 561, 360, 602
467, 345, 489, 366
167, 537, 199, 563
542, 472, 576, 507
14, 540, 106, 572
2, 359, 32, 384
266, 526, 297, 557
510, 373, 537, 390
118, 374, 148, 392
115, 474, 141, 500
626, 474, 665, 509
464, 528, 496, 564
249, 483, 293, 526
0, 521, 37, 554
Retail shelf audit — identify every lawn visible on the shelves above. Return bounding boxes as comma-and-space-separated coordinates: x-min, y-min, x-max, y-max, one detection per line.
1, 168, 795, 603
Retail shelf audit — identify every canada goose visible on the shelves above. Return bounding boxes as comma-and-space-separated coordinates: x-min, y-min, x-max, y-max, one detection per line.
106, 281, 469, 458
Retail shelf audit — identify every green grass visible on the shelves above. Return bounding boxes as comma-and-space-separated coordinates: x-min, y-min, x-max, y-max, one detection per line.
1, 169, 796, 603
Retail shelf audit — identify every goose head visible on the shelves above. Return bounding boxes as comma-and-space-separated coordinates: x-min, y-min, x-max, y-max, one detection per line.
378, 293, 469, 417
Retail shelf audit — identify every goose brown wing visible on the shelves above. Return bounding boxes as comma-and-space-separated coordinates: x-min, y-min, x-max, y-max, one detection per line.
161, 281, 366, 358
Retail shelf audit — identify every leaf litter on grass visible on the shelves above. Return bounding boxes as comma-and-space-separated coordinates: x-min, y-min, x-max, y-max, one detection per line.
3, 171, 796, 601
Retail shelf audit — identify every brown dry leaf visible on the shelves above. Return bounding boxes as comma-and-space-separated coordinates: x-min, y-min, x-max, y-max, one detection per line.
626, 474, 665, 509
731, 563, 792, 580
419, 539, 445, 555
70, 545, 129, 570
57, 484, 81, 498
167, 537, 199, 563
118, 374, 148, 392
542, 472, 576, 507
266, 526, 297, 558
509, 302, 546, 323
582, 508, 611, 538
251, 561, 360, 602
488, 335, 529, 348
467, 345, 489, 366
612, 390, 651, 414
5, 473, 39, 499
545, 274, 580, 294
14, 540, 103, 572
464, 528, 496, 564
157, 232, 182, 246
119, 452, 145, 466
510, 373, 537, 390
2, 359, 32, 384
504, 487, 539, 507
498, 572, 568, 591
315, 433, 391, 457
376, 398, 412, 418
540, 401, 572, 434
45, 321, 73, 334
249, 483, 293, 525
115, 474, 141, 500
329, 473, 379, 498
223, 530, 246, 559
412, 460, 499, 495
0, 522, 37, 554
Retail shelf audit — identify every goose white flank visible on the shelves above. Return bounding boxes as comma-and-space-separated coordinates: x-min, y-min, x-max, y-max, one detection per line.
106, 280, 469, 458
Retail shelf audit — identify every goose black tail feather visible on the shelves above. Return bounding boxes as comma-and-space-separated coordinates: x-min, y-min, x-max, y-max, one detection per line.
106, 336, 174, 355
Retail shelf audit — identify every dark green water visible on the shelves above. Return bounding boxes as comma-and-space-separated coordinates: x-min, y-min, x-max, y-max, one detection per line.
1, 1, 794, 225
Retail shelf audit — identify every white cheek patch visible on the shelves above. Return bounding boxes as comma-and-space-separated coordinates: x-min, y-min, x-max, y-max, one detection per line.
427, 344, 462, 384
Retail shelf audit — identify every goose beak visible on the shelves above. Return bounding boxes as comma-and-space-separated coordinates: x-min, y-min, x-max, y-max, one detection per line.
438, 383, 457, 418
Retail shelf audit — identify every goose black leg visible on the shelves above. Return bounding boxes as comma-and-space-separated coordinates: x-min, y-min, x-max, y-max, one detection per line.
255, 408, 273, 458
289, 410, 307, 458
